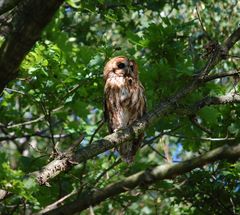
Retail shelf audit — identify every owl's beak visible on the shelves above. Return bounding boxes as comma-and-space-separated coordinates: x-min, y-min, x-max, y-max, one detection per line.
124, 59, 132, 76
126, 66, 131, 75
123, 66, 130, 76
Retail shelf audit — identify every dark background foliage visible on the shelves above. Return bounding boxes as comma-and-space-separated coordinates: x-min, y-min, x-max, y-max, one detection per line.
0, 0, 240, 214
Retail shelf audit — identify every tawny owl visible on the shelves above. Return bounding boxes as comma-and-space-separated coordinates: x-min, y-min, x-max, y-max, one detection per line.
103, 56, 146, 163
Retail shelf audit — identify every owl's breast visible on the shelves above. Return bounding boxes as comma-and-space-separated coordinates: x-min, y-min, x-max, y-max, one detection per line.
105, 77, 131, 101
119, 86, 130, 103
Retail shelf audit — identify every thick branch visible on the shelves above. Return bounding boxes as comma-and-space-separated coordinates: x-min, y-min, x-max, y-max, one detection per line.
39, 143, 240, 215
224, 26, 240, 51
0, 0, 21, 15
0, 0, 63, 93
32, 91, 240, 185
31, 26, 240, 185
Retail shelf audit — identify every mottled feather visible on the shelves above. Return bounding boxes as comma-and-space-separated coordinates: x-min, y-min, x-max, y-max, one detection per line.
103, 56, 146, 162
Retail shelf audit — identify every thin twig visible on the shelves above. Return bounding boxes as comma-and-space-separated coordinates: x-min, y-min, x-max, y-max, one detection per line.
94, 158, 122, 186
142, 125, 182, 148
6, 106, 63, 129
147, 144, 166, 160
189, 114, 212, 135
66, 134, 85, 154
203, 70, 240, 82
4, 87, 25, 95
196, 5, 212, 41
89, 120, 105, 145
168, 134, 235, 142
38, 188, 77, 214
226, 54, 240, 59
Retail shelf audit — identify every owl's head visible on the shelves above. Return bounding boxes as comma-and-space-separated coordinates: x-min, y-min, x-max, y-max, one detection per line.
103, 56, 138, 81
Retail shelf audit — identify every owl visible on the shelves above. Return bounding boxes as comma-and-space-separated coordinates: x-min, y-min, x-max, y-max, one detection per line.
103, 56, 146, 163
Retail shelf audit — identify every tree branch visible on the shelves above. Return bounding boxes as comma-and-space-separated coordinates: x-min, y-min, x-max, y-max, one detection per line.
0, 189, 10, 201
30, 26, 240, 185
175, 92, 240, 116
1, 105, 64, 129
224, 26, 240, 51
189, 114, 212, 135
38, 143, 240, 215
0, 0, 22, 15
196, 93, 240, 109
0, 0, 63, 93
32, 89, 240, 185
203, 70, 240, 82
169, 134, 236, 143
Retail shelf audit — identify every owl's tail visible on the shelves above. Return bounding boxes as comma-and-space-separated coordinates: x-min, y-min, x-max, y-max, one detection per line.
118, 134, 144, 163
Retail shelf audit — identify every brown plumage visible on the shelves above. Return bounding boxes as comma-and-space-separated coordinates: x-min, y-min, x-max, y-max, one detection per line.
103, 56, 146, 163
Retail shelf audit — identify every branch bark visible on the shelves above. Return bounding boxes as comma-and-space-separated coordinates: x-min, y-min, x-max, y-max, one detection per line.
196, 93, 240, 109
224, 26, 240, 51
203, 70, 240, 82
38, 143, 240, 215
0, 0, 63, 93
0, 0, 22, 15
31, 26, 240, 185
176, 92, 240, 116
0, 189, 9, 200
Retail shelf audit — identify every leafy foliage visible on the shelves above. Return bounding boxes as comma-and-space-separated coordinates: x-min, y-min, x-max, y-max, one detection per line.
0, 0, 240, 214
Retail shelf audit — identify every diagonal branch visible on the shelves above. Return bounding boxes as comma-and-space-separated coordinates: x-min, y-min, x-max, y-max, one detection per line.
31, 90, 240, 185
224, 26, 240, 51
32, 90, 240, 185
30, 26, 240, 185
38, 143, 240, 215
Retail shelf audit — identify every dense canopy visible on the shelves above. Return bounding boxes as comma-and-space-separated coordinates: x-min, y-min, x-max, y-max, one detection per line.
0, 0, 240, 214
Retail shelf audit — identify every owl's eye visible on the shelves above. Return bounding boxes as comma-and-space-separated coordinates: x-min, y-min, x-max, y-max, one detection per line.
117, 63, 125, 69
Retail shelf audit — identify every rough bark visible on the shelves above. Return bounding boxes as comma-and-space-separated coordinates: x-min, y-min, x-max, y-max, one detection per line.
31, 25, 240, 185
0, 0, 21, 15
0, 189, 9, 200
0, 0, 63, 93
0, 0, 63, 201
38, 143, 240, 214
32, 85, 240, 185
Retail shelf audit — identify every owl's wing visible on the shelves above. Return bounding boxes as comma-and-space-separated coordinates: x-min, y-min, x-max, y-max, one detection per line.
140, 82, 147, 115
103, 90, 114, 133
103, 96, 108, 122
